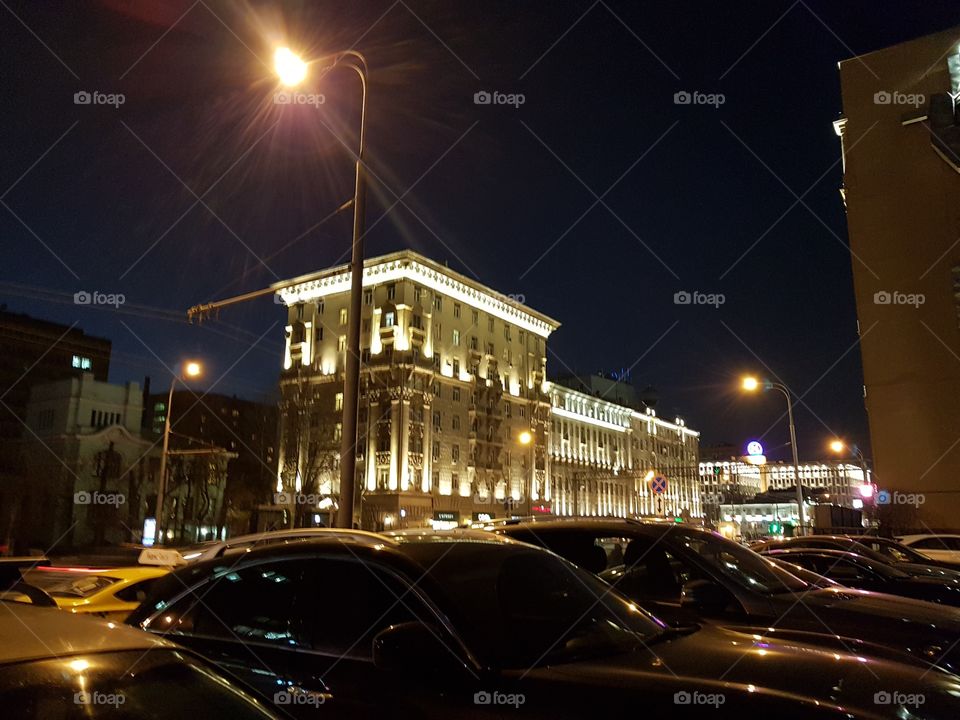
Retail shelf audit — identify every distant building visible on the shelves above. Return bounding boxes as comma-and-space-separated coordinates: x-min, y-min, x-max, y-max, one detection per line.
836, 28, 960, 529
6, 374, 155, 548
274, 250, 701, 529
0, 309, 111, 441
142, 390, 278, 535
552, 373, 643, 409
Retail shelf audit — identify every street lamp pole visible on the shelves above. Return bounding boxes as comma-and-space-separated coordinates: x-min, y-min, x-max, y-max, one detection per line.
155, 361, 201, 544
274, 48, 368, 529
742, 377, 806, 534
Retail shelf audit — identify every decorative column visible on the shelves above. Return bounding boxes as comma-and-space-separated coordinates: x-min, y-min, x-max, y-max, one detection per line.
389, 398, 400, 491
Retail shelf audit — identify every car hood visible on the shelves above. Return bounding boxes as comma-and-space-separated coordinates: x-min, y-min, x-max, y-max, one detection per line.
529, 623, 960, 718
797, 586, 960, 625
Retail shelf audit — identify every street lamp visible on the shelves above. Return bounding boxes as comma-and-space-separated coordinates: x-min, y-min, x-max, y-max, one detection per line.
740, 375, 806, 534
828, 439, 872, 514
273, 46, 369, 529
517, 430, 534, 514
155, 360, 203, 544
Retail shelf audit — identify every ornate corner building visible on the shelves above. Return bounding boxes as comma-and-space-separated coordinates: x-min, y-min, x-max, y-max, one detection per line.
275, 250, 701, 529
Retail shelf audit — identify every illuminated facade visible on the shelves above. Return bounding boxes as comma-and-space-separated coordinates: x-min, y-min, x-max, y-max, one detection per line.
275, 250, 702, 529
547, 383, 702, 519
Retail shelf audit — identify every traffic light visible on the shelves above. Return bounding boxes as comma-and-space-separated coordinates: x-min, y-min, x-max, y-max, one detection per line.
713, 465, 722, 475
768, 521, 782, 535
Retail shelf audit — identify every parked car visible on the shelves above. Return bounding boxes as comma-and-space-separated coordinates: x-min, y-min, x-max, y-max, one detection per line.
0, 600, 288, 719
899, 534, 960, 566
126, 528, 960, 718
179, 527, 384, 563
754, 534, 960, 576
493, 517, 960, 675
759, 548, 960, 606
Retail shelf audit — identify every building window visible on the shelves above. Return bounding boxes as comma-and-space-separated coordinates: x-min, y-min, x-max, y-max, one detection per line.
505, 403, 512, 418
411, 314, 422, 330
452, 329, 460, 346
338, 336, 346, 352
364, 289, 373, 305
434, 295, 443, 312
334, 422, 342, 441
452, 415, 461, 430
433, 355, 441, 372
384, 312, 395, 328
72, 355, 92, 371
339, 308, 348, 325
504, 324, 511, 341
432, 441, 441, 461
452, 359, 460, 375
453, 303, 461, 318
519, 406, 526, 418
486, 342, 494, 356
488, 317, 494, 332
452, 388, 461, 402
377, 468, 389, 490
452, 444, 460, 462
433, 411, 441, 430
387, 284, 396, 300
519, 330, 525, 344
472, 310, 479, 325
335, 392, 343, 411
469, 335, 478, 351
316, 326, 324, 342
414, 286, 422, 303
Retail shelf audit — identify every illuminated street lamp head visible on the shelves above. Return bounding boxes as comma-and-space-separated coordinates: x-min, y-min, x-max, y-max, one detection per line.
274, 47, 308, 87
741, 376, 760, 392
184, 361, 202, 379
829, 439, 846, 454
518, 430, 533, 446
643, 470, 655, 483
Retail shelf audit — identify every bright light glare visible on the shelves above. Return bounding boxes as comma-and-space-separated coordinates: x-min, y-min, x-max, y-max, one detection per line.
829, 439, 845, 454
643, 470, 655, 483
518, 430, 533, 445
274, 47, 308, 87
741, 376, 760, 392
68, 659, 90, 673
184, 361, 202, 378
859, 484, 874, 499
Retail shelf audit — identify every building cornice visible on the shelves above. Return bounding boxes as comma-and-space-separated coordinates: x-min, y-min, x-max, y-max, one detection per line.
273, 250, 560, 339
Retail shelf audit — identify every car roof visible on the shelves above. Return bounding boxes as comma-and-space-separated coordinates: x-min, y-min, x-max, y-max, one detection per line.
0, 603, 171, 664
491, 516, 702, 534
384, 528, 515, 544
899, 534, 960, 542
186, 527, 392, 561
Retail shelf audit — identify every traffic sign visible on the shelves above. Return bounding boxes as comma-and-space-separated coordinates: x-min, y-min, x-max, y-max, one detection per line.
651, 475, 668, 494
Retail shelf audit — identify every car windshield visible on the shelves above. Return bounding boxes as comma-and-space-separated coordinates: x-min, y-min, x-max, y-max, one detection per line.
671, 529, 809, 594
399, 540, 666, 670
22, 570, 117, 598
853, 538, 928, 564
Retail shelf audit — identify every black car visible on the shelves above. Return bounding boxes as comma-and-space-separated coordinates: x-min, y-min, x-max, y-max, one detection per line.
494, 518, 960, 676
126, 530, 960, 719
760, 548, 960, 607
754, 535, 960, 578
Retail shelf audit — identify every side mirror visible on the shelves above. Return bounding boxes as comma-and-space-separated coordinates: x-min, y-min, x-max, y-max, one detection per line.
680, 579, 729, 613
372, 622, 457, 675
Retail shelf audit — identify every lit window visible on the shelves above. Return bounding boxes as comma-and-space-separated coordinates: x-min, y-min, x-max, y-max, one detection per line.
452, 329, 460, 346
339, 308, 348, 325
335, 392, 343, 411
384, 312, 395, 327
71, 355, 92, 370
338, 336, 346, 352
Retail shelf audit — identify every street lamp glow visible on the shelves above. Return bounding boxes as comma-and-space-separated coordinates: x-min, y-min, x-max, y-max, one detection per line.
184, 361, 202, 378
518, 430, 533, 446
643, 470, 655, 483
829, 439, 846, 454
741, 376, 760, 392
274, 47, 308, 87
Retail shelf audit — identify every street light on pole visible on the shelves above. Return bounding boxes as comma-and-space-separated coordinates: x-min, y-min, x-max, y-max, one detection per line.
155, 360, 203, 544
272, 46, 369, 529
741, 376, 806, 534
829, 439, 873, 520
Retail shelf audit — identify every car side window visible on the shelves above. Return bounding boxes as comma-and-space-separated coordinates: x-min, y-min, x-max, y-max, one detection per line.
819, 559, 869, 582
298, 560, 427, 661
613, 537, 704, 603
114, 579, 158, 603
912, 538, 943, 550
149, 559, 310, 648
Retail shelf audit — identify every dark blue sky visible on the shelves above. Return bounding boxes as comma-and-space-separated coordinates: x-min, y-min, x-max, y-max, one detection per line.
2, 0, 957, 463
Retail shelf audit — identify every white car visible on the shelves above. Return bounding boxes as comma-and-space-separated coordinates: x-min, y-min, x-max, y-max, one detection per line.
898, 534, 960, 565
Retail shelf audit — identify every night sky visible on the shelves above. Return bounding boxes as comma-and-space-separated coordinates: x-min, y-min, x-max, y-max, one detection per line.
2, 1, 957, 464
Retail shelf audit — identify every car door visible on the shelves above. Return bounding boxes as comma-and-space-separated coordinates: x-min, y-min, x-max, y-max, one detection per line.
292, 557, 497, 720
140, 557, 334, 715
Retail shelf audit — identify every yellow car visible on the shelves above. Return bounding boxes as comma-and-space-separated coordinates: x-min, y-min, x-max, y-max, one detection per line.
21, 564, 170, 622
